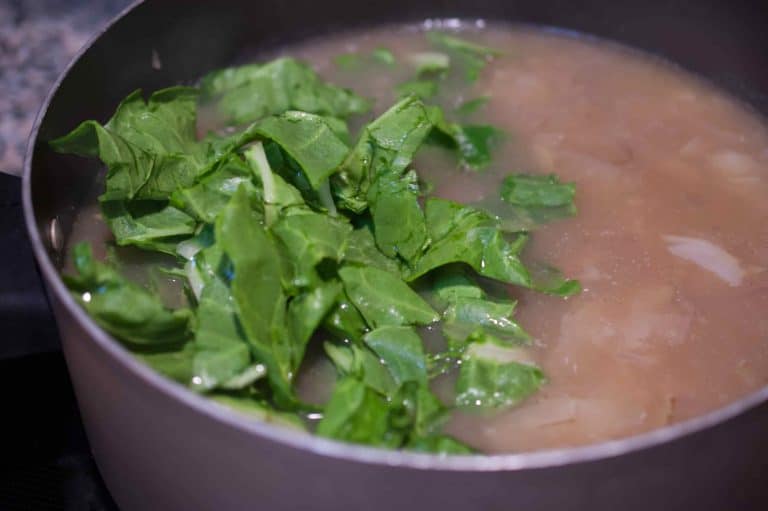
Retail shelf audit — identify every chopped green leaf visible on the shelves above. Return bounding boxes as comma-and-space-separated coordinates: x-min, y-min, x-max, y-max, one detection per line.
172, 153, 263, 223
443, 297, 530, 346
317, 377, 403, 447
426, 32, 501, 82
367, 169, 428, 262
324, 342, 397, 397
453, 124, 503, 169
455, 354, 545, 408
339, 265, 439, 328
427, 105, 503, 170
528, 263, 582, 296
323, 292, 370, 343
200, 57, 371, 125
135, 341, 195, 384
408, 434, 475, 454
331, 95, 434, 213
474, 173, 578, 233
250, 111, 350, 189
243, 142, 304, 226
211, 394, 306, 430
455, 96, 490, 116
408, 198, 531, 287
363, 326, 428, 386
343, 224, 403, 276
334, 53, 362, 70
501, 173, 576, 208
285, 280, 342, 364
271, 209, 352, 289
50, 87, 206, 201
101, 200, 197, 255
430, 268, 485, 306
427, 32, 502, 58
396, 79, 439, 100
64, 243, 192, 346
372, 47, 396, 65
216, 186, 294, 400
408, 51, 450, 76
191, 275, 253, 392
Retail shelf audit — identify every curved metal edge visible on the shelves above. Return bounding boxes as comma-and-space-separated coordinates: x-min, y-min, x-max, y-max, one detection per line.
21, 0, 768, 473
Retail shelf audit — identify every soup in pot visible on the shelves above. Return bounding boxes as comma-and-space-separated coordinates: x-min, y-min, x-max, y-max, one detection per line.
60, 22, 768, 454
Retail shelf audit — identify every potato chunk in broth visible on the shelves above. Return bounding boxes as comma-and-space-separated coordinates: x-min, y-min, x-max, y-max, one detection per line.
68, 23, 768, 453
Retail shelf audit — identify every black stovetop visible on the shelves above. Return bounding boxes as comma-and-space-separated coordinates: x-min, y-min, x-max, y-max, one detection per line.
0, 175, 118, 511
2, 1, 131, 505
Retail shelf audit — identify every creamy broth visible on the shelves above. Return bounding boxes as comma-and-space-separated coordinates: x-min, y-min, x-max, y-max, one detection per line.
67, 23, 768, 453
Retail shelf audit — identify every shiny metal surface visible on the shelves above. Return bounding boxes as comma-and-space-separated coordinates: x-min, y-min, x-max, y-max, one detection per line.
23, 1, 768, 508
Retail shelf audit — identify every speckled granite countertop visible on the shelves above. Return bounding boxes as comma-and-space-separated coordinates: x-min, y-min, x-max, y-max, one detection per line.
0, 0, 133, 176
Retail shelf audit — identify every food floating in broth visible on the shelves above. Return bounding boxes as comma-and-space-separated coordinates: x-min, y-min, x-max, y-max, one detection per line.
53, 22, 768, 454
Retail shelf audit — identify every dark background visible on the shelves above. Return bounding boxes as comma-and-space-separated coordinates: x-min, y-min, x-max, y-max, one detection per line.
1, 2, 130, 508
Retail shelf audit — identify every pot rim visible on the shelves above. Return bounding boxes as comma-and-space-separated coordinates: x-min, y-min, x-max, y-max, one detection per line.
22, 0, 768, 473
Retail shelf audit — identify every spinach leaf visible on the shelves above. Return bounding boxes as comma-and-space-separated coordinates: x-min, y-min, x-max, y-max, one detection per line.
172, 153, 263, 223
443, 297, 530, 346
271, 209, 352, 289
408, 198, 531, 287
51, 88, 206, 201
331, 95, 434, 213
211, 393, 306, 430
244, 142, 304, 226
181, 234, 223, 300
455, 96, 489, 116
334, 53, 362, 70
317, 375, 460, 450
135, 341, 196, 384
320, 116, 352, 144
430, 267, 485, 306
372, 47, 396, 66
396, 79, 439, 100
396, 383, 448, 436
336, 48, 396, 70
427, 105, 503, 170
200, 57, 371, 125
285, 280, 342, 365
395, 383, 474, 453
343, 224, 403, 276
455, 354, 545, 408
408, 51, 450, 76
339, 265, 439, 328
529, 263, 582, 297
501, 173, 576, 208
191, 275, 254, 392
363, 326, 428, 386
323, 291, 370, 343
367, 169, 427, 262
487, 173, 578, 232
426, 32, 501, 82
452, 124, 503, 170
216, 186, 294, 400
101, 200, 197, 255
408, 435, 475, 454
316, 376, 403, 448
250, 111, 350, 189
324, 342, 397, 397
64, 243, 192, 346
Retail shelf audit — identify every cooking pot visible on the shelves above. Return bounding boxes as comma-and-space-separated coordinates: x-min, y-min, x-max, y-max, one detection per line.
22, 0, 768, 509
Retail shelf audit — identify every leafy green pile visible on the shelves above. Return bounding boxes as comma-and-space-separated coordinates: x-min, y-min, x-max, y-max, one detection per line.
51, 31, 578, 454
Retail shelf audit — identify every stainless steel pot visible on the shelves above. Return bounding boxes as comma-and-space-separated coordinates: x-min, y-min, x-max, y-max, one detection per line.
23, 1, 768, 509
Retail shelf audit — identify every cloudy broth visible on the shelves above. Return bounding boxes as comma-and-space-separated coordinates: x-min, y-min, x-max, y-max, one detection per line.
68, 23, 768, 453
